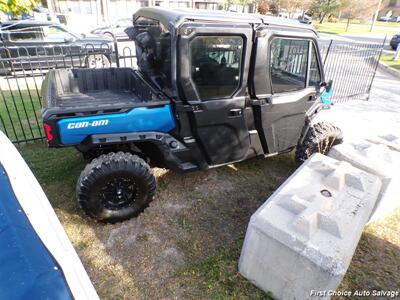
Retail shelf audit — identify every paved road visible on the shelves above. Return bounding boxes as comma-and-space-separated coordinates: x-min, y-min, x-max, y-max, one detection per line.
314, 68, 400, 142
320, 32, 395, 52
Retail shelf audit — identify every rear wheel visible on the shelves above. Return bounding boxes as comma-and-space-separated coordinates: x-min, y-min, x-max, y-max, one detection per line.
76, 152, 156, 223
295, 122, 343, 165
85, 54, 111, 68
104, 32, 114, 39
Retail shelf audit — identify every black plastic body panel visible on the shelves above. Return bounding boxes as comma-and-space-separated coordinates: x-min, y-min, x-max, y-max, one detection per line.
41, 68, 169, 120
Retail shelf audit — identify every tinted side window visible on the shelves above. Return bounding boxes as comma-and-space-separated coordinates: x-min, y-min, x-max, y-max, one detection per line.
7, 26, 44, 42
270, 38, 309, 93
308, 44, 322, 87
190, 36, 243, 100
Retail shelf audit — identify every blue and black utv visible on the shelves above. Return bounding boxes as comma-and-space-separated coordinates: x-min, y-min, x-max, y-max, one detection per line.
41, 8, 342, 223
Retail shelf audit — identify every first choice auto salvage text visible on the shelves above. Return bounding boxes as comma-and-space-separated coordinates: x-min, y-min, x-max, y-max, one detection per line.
310, 290, 400, 298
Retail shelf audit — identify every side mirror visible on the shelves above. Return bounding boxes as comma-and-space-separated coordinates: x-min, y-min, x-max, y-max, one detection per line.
321, 79, 333, 92
64, 36, 74, 43
81, 33, 86, 38
115, 24, 120, 28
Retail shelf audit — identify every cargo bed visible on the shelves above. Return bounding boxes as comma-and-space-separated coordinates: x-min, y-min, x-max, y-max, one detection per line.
41, 68, 169, 119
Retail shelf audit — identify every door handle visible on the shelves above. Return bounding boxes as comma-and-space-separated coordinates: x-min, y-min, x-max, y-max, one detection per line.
308, 95, 317, 101
229, 108, 242, 117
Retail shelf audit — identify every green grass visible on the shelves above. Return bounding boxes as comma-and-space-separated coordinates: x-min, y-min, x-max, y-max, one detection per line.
175, 238, 273, 299
0, 89, 43, 143
380, 54, 400, 72
16, 136, 400, 299
315, 22, 400, 35
376, 21, 400, 28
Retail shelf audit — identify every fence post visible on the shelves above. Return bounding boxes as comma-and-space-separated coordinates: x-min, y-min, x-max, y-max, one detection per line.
323, 39, 333, 65
114, 39, 120, 68
367, 35, 387, 100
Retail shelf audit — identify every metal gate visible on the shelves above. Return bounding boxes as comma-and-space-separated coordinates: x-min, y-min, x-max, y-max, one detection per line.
320, 38, 385, 103
0, 39, 385, 144
0, 43, 136, 144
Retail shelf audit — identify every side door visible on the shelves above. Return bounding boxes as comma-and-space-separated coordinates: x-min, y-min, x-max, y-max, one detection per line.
177, 23, 254, 166
251, 28, 324, 154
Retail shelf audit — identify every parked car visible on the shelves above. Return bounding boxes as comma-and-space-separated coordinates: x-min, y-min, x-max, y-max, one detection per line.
90, 18, 132, 40
0, 20, 114, 74
390, 33, 400, 50
378, 16, 391, 22
32, 6, 68, 24
390, 16, 400, 22
41, 8, 343, 223
299, 15, 312, 24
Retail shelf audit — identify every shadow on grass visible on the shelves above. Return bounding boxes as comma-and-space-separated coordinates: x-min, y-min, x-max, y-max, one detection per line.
337, 231, 400, 297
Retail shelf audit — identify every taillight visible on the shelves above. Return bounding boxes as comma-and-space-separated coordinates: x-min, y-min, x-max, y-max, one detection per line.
43, 123, 54, 141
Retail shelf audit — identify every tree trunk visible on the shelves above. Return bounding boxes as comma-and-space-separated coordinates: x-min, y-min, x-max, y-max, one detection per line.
319, 13, 326, 24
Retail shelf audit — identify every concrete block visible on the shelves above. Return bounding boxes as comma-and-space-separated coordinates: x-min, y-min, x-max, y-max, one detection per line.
329, 140, 400, 222
239, 153, 382, 300
367, 133, 400, 153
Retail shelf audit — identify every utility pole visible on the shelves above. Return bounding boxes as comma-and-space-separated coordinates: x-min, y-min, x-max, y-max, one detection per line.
370, 0, 383, 32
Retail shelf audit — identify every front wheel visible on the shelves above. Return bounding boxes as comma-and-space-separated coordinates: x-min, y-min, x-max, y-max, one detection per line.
295, 122, 343, 166
76, 152, 156, 223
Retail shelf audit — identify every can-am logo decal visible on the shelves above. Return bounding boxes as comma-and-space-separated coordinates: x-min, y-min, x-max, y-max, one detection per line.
67, 119, 109, 129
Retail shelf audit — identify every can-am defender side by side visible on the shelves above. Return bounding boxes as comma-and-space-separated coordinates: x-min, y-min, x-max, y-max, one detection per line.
41, 8, 342, 223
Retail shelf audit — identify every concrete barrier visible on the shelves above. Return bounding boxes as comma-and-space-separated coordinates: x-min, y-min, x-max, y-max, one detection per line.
239, 153, 382, 300
367, 133, 400, 153
329, 140, 400, 222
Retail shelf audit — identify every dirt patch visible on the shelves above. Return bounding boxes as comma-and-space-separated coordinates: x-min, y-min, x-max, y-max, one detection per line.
20, 143, 400, 299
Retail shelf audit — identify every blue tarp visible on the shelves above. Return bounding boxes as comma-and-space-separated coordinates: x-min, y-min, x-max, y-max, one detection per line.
0, 164, 73, 300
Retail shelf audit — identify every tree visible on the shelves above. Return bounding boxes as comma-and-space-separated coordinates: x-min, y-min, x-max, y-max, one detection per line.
309, 0, 342, 23
0, 0, 39, 17
341, 0, 377, 20
278, 0, 312, 18
256, 0, 278, 15
257, 0, 270, 14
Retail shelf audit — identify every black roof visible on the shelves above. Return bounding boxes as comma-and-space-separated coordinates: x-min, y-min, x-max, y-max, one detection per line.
0, 20, 59, 29
133, 7, 317, 34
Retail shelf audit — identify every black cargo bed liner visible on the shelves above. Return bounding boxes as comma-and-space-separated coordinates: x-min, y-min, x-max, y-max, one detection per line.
41, 68, 169, 118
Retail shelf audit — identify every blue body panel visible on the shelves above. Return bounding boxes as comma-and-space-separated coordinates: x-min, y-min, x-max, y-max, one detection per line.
58, 104, 176, 145
0, 164, 72, 300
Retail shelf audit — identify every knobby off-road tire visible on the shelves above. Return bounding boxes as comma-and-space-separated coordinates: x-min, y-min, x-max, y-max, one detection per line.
295, 122, 343, 165
76, 152, 156, 223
